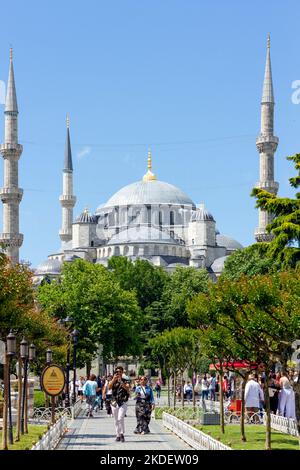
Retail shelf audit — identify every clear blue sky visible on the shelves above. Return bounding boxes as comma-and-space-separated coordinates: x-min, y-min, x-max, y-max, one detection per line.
0, 1, 299, 267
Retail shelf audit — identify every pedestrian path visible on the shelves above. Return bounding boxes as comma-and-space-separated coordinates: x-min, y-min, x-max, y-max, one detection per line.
58, 400, 191, 450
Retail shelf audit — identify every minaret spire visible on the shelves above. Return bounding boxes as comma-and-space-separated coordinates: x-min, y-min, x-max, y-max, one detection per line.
0, 49, 23, 264
59, 116, 76, 243
255, 35, 279, 242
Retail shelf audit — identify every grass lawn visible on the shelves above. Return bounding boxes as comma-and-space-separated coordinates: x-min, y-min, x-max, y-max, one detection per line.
0, 424, 47, 450
196, 425, 299, 450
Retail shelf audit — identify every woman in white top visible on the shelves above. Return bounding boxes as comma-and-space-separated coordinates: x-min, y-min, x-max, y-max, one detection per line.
279, 373, 296, 419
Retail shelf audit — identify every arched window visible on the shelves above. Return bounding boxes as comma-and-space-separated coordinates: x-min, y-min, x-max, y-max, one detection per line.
124, 246, 129, 255
108, 247, 112, 257
163, 246, 168, 255
144, 246, 149, 255
172, 247, 176, 256
115, 246, 120, 256
170, 211, 175, 226
154, 245, 159, 255
103, 249, 106, 257
159, 211, 163, 226
91, 240, 94, 247
133, 246, 139, 256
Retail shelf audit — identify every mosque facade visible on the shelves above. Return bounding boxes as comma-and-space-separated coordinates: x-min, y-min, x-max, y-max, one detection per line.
0, 37, 278, 280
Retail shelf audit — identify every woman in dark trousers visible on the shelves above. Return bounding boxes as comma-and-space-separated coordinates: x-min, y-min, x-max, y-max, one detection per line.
134, 376, 155, 434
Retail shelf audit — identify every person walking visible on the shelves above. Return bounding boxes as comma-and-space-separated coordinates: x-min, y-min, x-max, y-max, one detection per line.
108, 366, 130, 442
83, 374, 99, 418
201, 375, 209, 401
77, 376, 86, 402
245, 374, 264, 423
155, 379, 162, 399
279, 372, 296, 419
102, 375, 113, 416
208, 374, 216, 401
134, 376, 155, 434
184, 381, 193, 402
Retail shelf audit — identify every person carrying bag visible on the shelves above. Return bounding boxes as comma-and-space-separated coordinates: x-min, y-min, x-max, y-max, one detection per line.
134, 376, 155, 435
108, 366, 130, 442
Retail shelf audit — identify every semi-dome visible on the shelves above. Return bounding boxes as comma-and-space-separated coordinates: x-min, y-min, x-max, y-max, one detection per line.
98, 179, 195, 211
35, 258, 62, 275
216, 234, 243, 251
210, 255, 229, 274
107, 225, 180, 245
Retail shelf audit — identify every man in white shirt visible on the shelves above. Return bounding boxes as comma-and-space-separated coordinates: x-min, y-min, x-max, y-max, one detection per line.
245, 374, 264, 422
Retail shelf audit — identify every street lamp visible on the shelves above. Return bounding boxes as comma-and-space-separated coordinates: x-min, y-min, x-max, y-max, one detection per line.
71, 329, 79, 404
58, 316, 74, 408
29, 344, 36, 362
20, 337, 29, 435
46, 348, 53, 365
6, 331, 16, 445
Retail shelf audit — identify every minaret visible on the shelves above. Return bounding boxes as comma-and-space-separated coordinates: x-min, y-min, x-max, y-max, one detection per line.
255, 34, 279, 242
0, 49, 23, 264
59, 115, 76, 243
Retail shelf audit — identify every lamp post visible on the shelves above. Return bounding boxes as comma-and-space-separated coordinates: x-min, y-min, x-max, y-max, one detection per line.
46, 348, 53, 366
58, 316, 74, 408
71, 329, 79, 404
20, 337, 28, 435
6, 331, 16, 446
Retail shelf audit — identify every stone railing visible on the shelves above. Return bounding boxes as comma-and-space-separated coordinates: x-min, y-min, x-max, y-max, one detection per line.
162, 412, 231, 450
31, 414, 68, 450
263, 414, 299, 437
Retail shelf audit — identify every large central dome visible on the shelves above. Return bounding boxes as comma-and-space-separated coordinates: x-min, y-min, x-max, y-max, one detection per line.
101, 179, 195, 209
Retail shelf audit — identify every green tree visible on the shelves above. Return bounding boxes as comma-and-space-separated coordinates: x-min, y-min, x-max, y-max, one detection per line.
161, 267, 209, 329
221, 244, 280, 281
252, 153, 300, 268
188, 270, 300, 449
108, 256, 168, 310
37, 259, 142, 372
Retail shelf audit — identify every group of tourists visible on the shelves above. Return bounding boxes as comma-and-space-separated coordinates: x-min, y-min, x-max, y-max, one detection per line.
74, 367, 155, 443
245, 371, 297, 419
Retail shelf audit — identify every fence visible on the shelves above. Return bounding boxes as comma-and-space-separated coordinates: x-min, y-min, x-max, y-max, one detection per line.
264, 413, 299, 437
162, 412, 231, 450
31, 414, 68, 450
29, 400, 83, 424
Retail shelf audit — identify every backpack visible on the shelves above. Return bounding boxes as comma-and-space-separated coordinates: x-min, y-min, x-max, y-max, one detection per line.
84, 382, 93, 397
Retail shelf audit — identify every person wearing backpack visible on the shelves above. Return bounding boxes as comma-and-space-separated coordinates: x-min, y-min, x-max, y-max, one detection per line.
83, 374, 99, 418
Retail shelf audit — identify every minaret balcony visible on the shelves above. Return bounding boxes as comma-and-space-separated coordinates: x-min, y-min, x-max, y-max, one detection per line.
254, 228, 274, 243
0, 143, 23, 159
59, 195, 76, 207
255, 181, 279, 194
0, 232, 23, 247
256, 135, 278, 153
59, 229, 72, 242
0, 187, 23, 202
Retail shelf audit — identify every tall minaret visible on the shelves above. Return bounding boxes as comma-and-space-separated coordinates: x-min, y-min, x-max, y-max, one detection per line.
0, 49, 23, 264
255, 34, 279, 242
59, 116, 76, 243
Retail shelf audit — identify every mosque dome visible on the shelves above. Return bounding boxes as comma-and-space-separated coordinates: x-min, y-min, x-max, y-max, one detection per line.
191, 204, 214, 222
216, 234, 243, 251
75, 209, 97, 224
97, 151, 195, 211
35, 258, 62, 275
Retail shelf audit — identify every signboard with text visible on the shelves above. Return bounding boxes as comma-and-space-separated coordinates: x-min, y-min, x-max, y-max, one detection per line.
41, 364, 65, 396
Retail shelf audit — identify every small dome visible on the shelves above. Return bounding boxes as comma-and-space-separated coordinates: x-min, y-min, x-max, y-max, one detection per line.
35, 258, 62, 275
210, 255, 229, 274
216, 234, 243, 251
191, 204, 214, 222
75, 209, 97, 224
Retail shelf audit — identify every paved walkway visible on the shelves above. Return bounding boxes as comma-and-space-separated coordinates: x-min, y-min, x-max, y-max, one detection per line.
58, 400, 191, 450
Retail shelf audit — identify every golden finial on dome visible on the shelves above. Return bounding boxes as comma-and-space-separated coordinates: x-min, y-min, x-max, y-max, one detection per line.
143, 148, 157, 182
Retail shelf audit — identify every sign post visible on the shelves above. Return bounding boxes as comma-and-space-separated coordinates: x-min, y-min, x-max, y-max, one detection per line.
41, 365, 65, 424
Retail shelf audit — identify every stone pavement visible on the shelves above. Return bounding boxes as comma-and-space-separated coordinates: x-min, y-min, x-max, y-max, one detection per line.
58, 400, 191, 450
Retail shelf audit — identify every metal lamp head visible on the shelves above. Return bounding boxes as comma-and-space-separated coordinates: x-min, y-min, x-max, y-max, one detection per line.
20, 337, 29, 359
29, 343, 36, 361
46, 348, 53, 364
6, 330, 16, 357
71, 329, 79, 345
